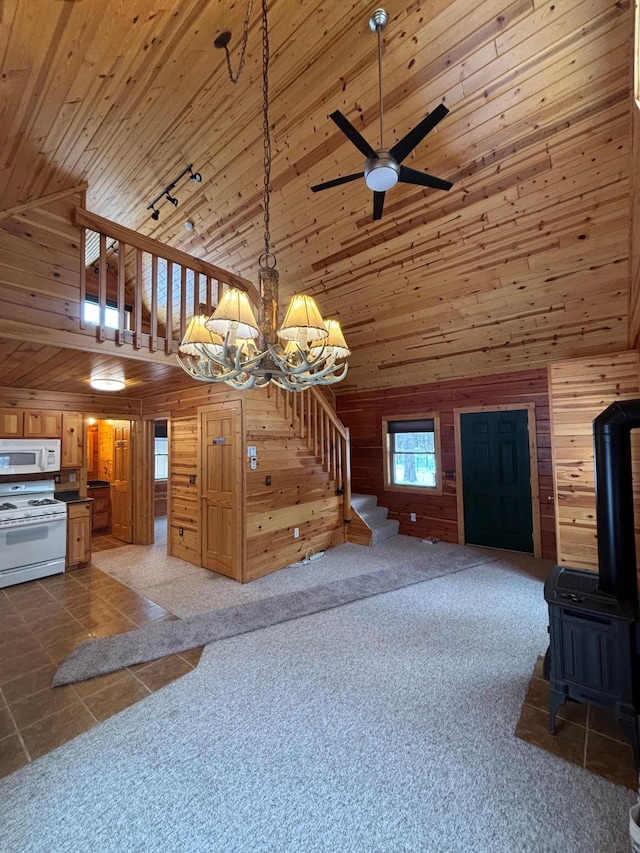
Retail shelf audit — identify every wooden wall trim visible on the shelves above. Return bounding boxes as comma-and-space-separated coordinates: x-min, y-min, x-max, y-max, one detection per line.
452, 403, 542, 559
0, 183, 89, 220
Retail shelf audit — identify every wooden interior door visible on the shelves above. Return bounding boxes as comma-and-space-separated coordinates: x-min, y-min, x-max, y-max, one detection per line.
111, 420, 132, 543
201, 401, 243, 581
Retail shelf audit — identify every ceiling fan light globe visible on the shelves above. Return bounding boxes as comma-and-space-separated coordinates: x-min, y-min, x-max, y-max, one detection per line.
364, 153, 400, 192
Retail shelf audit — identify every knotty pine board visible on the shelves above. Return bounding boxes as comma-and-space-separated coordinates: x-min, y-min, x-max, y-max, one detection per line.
548, 350, 640, 571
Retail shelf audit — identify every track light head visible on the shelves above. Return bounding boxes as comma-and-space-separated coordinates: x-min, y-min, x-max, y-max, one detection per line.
147, 165, 200, 216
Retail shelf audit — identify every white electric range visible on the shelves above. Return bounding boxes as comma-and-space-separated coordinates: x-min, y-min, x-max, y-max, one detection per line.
0, 479, 67, 588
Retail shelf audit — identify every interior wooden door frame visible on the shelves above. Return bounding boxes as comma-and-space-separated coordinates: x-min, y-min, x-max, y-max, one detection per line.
453, 403, 542, 559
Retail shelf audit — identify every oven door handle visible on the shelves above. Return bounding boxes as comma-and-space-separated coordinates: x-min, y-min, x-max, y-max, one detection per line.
3, 515, 66, 530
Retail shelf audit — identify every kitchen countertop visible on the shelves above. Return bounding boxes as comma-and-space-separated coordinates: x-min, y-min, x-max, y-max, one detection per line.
56, 491, 93, 504
87, 480, 110, 489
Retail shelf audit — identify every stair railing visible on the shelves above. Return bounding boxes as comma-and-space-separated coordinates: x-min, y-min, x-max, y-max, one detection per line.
74, 208, 258, 355
274, 386, 351, 523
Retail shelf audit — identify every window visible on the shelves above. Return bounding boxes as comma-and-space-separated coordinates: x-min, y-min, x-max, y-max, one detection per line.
383, 415, 441, 493
154, 437, 168, 480
83, 296, 131, 330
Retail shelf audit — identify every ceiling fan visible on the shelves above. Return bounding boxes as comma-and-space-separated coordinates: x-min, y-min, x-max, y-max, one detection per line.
311, 8, 453, 221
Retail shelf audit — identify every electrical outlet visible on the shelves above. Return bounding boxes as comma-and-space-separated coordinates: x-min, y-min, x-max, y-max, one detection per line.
265, 475, 271, 486
294, 527, 299, 539
179, 527, 184, 536
410, 512, 417, 522
69, 472, 77, 483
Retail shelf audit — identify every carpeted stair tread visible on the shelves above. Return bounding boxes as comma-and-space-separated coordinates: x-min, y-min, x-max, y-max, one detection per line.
351, 493, 398, 545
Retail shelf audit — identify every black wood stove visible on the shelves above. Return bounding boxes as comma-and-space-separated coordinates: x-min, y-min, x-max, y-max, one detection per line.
544, 398, 640, 767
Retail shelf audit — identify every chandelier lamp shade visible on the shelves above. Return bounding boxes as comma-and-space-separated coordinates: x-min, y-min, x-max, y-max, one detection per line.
176, 0, 350, 392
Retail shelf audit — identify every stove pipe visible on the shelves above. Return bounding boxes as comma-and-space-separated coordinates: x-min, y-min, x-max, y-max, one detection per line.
593, 398, 640, 604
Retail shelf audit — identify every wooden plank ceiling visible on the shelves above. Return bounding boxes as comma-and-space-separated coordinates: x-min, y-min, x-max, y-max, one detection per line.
0, 0, 632, 395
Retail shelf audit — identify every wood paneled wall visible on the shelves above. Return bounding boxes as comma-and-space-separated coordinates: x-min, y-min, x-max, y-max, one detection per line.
631, 100, 640, 349
0, 191, 84, 345
169, 416, 200, 566
336, 368, 556, 561
244, 391, 344, 582
0, 387, 141, 418
548, 350, 640, 571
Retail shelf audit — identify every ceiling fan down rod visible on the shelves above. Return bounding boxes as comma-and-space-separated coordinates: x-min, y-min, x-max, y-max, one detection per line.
370, 8, 388, 149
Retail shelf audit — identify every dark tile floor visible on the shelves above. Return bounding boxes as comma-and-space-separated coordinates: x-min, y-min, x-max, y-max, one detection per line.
0, 552, 203, 780
516, 656, 638, 790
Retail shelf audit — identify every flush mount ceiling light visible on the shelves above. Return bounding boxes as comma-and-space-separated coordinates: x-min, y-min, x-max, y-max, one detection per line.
90, 377, 126, 392
177, 0, 349, 392
146, 163, 202, 221
311, 8, 453, 220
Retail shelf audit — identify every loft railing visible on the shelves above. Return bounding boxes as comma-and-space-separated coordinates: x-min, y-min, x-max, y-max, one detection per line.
74, 208, 258, 355
275, 385, 352, 524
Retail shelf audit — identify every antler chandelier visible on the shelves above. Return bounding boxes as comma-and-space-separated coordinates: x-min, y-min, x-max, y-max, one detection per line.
177, 0, 349, 392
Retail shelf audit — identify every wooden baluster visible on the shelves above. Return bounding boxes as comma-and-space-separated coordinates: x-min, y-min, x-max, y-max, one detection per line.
320, 409, 325, 468
344, 427, 352, 523
312, 394, 318, 457
79, 228, 86, 330
336, 430, 343, 492
150, 255, 158, 352
165, 260, 173, 355
298, 393, 304, 439
206, 275, 212, 313
97, 233, 107, 342
117, 240, 126, 346
330, 423, 336, 481
134, 248, 142, 349
180, 266, 187, 343
192, 269, 199, 318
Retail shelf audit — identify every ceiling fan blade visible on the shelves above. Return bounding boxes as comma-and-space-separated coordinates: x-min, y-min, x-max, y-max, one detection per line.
389, 103, 449, 165
398, 165, 453, 192
310, 172, 363, 193
373, 191, 385, 220
330, 110, 377, 159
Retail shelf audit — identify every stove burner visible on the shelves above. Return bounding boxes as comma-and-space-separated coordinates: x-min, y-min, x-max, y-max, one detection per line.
0, 502, 16, 510
27, 498, 56, 506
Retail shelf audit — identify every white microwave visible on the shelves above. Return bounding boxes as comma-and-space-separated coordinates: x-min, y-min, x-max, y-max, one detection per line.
0, 439, 61, 476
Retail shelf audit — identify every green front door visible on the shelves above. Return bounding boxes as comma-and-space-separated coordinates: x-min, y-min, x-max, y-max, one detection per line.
460, 409, 533, 553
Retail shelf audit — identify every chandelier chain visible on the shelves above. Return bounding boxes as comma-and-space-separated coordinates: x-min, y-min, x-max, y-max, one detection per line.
221, 0, 254, 84
261, 0, 273, 265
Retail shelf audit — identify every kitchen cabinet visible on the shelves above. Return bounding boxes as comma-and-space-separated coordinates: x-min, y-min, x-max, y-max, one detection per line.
88, 485, 111, 532
66, 501, 91, 568
61, 412, 84, 468
23, 411, 61, 438
0, 409, 22, 437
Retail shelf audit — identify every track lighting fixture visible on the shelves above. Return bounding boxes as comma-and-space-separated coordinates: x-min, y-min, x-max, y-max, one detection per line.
146, 163, 202, 221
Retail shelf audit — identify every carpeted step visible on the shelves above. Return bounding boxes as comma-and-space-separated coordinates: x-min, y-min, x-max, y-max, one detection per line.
350, 493, 399, 545
371, 518, 400, 545
351, 493, 379, 512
